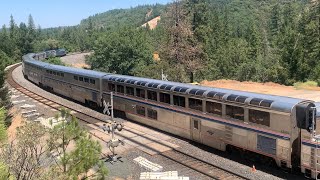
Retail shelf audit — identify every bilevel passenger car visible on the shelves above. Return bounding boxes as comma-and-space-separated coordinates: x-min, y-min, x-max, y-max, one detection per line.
22, 53, 320, 178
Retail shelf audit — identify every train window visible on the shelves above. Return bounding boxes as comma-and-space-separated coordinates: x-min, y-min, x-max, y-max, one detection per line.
206, 101, 222, 115
249, 109, 270, 126
189, 98, 203, 111
136, 88, 145, 98
46, 70, 49, 74
160, 93, 170, 104
147, 109, 158, 120
90, 79, 95, 84
57, 72, 60, 76
117, 85, 124, 93
173, 95, 185, 107
136, 105, 145, 116
53, 71, 56, 75
226, 105, 244, 121
126, 86, 134, 96
84, 78, 89, 83
61, 73, 64, 77
79, 77, 83, 81
147, 90, 157, 101
108, 83, 115, 91
194, 120, 199, 129
74, 76, 78, 80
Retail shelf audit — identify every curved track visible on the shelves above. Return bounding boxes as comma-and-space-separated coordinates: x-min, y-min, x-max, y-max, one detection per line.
7, 63, 250, 180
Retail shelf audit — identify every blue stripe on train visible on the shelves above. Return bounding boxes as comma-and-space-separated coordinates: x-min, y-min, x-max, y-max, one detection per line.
302, 141, 319, 148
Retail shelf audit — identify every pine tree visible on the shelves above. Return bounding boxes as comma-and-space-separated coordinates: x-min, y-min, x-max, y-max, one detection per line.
9, 15, 17, 39
270, 4, 280, 36
163, 0, 204, 82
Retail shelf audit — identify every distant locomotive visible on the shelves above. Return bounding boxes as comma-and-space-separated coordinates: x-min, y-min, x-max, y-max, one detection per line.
22, 52, 319, 179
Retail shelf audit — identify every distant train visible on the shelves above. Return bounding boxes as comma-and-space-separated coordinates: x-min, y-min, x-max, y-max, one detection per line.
38, 48, 66, 59
22, 52, 320, 179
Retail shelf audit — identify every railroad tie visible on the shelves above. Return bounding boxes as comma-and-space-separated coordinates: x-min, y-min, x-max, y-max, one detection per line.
12, 100, 26, 105
20, 104, 36, 109
134, 156, 163, 172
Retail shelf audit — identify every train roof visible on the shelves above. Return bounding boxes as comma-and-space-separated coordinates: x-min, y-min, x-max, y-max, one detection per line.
24, 53, 108, 78
23, 54, 49, 68
104, 74, 312, 113
47, 64, 108, 78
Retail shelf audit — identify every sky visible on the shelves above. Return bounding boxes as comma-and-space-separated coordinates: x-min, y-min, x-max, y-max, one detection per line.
0, 0, 171, 28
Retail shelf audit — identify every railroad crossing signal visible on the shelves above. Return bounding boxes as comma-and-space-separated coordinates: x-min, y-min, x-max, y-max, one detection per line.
103, 100, 112, 115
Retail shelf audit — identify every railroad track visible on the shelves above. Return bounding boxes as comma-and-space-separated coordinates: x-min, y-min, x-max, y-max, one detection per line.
161, 149, 249, 180
7, 64, 250, 180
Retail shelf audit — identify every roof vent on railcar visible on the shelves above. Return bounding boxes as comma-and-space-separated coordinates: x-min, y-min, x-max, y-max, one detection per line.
206, 91, 225, 100
126, 79, 137, 84
147, 82, 160, 89
249, 98, 273, 107
136, 81, 147, 86
195, 90, 206, 96
227, 94, 238, 101
250, 98, 263, 105
119, 78, 127, 82
159, 84, 174, 91
174, 86, 188, 93
236, 96, 248, 103
189, 89, 206, 96
260, 100, 273, 107
189, 89, 199, 95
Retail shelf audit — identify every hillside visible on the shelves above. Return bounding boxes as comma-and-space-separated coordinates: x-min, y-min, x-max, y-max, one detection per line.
80, 4, 166, 29
141, 16, 161, 29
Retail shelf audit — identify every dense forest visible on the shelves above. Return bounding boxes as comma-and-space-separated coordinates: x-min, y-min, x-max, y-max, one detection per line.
85, 0, 320, 85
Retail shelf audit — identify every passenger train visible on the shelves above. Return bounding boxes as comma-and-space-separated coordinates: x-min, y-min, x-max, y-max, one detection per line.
22, 52, 320, 178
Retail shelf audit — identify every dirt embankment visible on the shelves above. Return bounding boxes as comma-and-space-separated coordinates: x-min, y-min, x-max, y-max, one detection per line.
60, 52, 91, 69
201, 79, 320, 101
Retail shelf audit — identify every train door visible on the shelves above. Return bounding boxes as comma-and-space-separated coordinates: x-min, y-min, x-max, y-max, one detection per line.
191, 118, 201, 142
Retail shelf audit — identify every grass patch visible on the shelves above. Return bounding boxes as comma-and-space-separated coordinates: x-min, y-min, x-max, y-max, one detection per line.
294, 81, 318, 90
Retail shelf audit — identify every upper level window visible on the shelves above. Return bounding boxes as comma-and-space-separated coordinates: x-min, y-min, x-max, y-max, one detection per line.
90, 79, 95, 84
79, 77, 83, 81
117, 85, 124, 93
226, 105, 244, 121
249, 109, 270, 126
173, 95, 185, 107
136, 88, 145, 98
108, 83, 115, 91
206, 101, 222, 116
147, 90, 157, 101
189, 98, 202, 111
126, 86, 134, 96
84, 78, 89, 83
160, 93, 170, 104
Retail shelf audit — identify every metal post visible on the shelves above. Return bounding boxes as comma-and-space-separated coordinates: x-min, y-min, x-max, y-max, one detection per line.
110, 92, 115, 140
317, 138, 318, 180
111, 92, 114, 120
